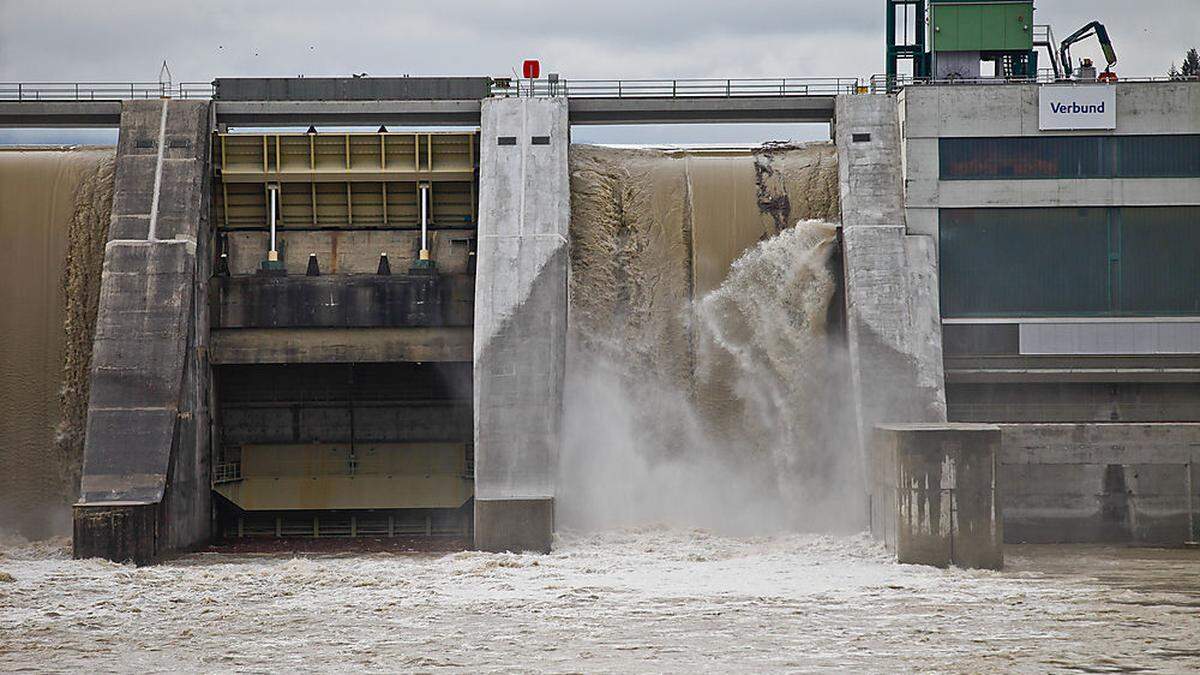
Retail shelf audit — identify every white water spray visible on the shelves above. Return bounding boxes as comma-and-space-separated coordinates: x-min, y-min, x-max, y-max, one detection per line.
560, 220, 863, 534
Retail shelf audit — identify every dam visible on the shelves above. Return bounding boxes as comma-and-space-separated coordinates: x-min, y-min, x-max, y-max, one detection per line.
2, 73, 1197, 564
5, 0, 1200, 667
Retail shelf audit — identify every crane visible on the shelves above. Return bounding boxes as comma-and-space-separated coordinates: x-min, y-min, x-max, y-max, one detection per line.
1059, 21, 1117, 80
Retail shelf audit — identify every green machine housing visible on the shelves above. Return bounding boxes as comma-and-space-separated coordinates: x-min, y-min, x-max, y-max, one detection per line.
887, 0, 1039, 86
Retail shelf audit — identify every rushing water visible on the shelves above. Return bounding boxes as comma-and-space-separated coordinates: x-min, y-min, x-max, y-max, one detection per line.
2, 531, 1198, 672
0, 147, 114, 539
563, 144, 857, 534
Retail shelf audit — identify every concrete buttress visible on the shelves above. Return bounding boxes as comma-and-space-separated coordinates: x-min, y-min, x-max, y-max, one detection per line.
835, 94, 947, 445
73, 99, 213, 564
472, 97, 569, 553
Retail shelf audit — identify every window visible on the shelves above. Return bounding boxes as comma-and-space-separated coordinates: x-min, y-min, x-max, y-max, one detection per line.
1118, 207, 1200, 314
940, 207, 1200, 317
940, 208, 1109, 317
939, 135, 1200, 180
1115, 136, 1200, 178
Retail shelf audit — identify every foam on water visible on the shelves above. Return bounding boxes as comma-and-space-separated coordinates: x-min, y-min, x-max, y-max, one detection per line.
3, 530, 1198, 672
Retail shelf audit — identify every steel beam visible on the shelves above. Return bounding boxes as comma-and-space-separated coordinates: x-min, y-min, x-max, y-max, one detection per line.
567, 95, 836, 124
1, 96, 838, 129
0, 101, 121, 127
214, 100, 482, 127
216, 97, 836, 127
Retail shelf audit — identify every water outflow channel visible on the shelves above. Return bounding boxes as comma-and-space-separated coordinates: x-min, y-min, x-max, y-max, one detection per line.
2, 532, 1199, 672
0, 147, 113, 539
562, 142, 857, 533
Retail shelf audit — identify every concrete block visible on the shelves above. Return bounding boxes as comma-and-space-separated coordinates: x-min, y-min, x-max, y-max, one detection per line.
109, 214, 151, 240
840, 226, 947, 430
209, 326, 474, 365
901, 82, 1200, 139
225, 230, 474, 277
999, 424, 1200, 466
212, 273, 473, 328
871, 423, 1003, 569
835, 95, 905, 226
110, 164, 157, 216
474, 498, 554, 553
73, 503, 157, 565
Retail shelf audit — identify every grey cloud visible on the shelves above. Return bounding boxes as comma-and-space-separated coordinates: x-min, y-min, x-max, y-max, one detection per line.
3, 0, 1194, 84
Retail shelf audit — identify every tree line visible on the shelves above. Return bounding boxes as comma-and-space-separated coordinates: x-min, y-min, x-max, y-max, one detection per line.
1167, 48, 1200, 79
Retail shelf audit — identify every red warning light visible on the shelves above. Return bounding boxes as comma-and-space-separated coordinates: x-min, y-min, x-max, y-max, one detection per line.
522, 60, 541, 79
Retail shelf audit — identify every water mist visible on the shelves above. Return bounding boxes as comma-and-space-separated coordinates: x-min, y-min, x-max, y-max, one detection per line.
560, 219, 863, 535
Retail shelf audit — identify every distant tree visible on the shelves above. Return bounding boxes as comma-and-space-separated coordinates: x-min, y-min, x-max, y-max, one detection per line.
1183, 48, 1200, 78
1168, 62, 1180, 79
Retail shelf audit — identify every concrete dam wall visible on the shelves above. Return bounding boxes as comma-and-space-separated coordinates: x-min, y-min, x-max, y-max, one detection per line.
0, 147, 114, 539
0, 137, 849, 545
6, 86, 1191, 559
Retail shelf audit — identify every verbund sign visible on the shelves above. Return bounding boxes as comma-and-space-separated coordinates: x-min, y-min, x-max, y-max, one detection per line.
1039, 85, 1116, 130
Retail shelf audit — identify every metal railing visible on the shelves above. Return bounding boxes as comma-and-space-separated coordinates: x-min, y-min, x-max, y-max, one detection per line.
868, 72, 1189, 93
7, 74, 1191, 101
1032, 24, 1060, 78
870, 73, 1047, 92
0, 81, 214, 101
213, 462, 242, 484
491, 77, 860, 98
1032, 24, 1055, 47
2, 77, 859, 102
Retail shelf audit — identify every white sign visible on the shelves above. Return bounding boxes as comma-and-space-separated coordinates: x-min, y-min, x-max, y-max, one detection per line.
1039, 85, 1116, 130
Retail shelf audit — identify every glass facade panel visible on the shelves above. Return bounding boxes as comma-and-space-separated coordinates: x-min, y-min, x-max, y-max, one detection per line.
940, 208, 1110, 317
1115, 136, 1200, 178
940, 136, 1200, 179
941, 207, 1200, 317
1118, 207, 1200, 314
940, 137, 1105, 179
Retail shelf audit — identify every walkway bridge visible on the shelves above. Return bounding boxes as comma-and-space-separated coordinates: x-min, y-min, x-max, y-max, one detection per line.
0, 77, 855, 127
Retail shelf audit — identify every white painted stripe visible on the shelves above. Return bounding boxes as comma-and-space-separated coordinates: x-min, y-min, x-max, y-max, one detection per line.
106, 237, 195, 248
477, 233, 568, 244
147, 99, 169, 241
518, 103, 527, 237
943, 316, 1200, 324
1019, 321, 1200, 355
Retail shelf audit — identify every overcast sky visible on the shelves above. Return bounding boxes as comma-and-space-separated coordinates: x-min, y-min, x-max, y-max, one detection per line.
1, 0, 1196, 144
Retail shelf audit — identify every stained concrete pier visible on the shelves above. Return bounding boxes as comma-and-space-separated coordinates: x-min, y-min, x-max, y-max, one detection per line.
73, 100, 213, 563
472, 97, 570, 553
835, 94, 947, 462
870, 423, 1004, 570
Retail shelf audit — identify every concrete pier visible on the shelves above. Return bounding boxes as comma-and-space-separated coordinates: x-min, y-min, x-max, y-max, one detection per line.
472, 97, 570, 553
999, 424, 1200, 545
73, 100, 212, 564
835, 94, 947, 457
871, 423, 1004, 570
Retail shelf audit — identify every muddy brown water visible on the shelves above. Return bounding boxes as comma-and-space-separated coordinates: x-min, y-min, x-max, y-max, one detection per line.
1, 532, 1197, 672
562, 143, 855, 533
0, 147, 114, 539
